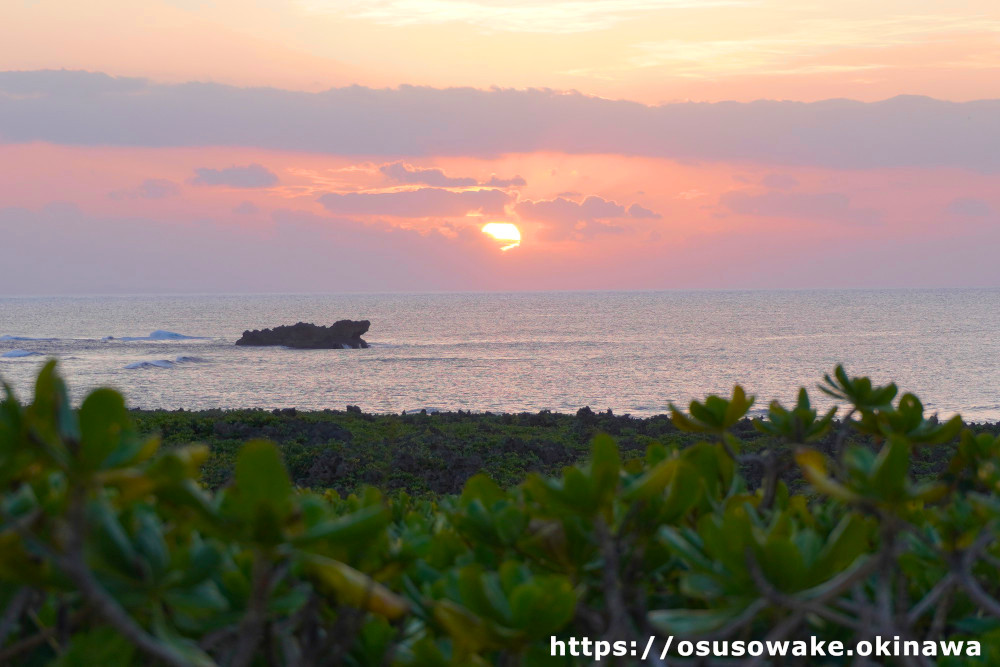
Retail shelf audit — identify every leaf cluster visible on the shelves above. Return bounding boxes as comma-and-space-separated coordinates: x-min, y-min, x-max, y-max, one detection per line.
1, 363, 999, 665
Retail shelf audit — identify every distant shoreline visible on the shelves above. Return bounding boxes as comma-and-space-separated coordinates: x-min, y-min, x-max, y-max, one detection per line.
129, 405, 1000, 426
132, 407, 1000, 497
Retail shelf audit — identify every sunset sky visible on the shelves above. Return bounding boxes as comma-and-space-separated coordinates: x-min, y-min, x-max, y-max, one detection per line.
2, 0, 1000, 293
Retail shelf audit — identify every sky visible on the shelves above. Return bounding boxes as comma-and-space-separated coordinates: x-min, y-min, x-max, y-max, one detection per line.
1, 0, 999, 294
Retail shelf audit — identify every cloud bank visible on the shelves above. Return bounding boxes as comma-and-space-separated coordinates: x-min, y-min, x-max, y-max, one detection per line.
109, 178, 180, 200
318, 187, 510, 217
719, 190, 882, 226
515, 195, 659, 239
2, 71, 999, 171
192, 164, 279, 188
945, 197, 994, 218
380, 162, 477, 187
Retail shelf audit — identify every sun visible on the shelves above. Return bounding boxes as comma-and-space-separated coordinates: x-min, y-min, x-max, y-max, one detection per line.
481, 222, 521, 251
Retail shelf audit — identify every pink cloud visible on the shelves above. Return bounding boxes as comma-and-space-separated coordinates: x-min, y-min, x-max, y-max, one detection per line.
318, 187, 510, 218
108, 178, 180, 200
719, 190, 882, 226
945, 197, 994, 218
515, 195, 660, 239
379, 162, 476, 187
4, 72, 999, 172
192, 164, 279, 188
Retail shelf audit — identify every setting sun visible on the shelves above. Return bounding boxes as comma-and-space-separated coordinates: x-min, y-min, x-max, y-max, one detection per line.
481, 222, 521, 251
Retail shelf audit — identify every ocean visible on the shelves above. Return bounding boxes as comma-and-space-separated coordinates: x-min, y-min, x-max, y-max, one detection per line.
1, 289, 999, 421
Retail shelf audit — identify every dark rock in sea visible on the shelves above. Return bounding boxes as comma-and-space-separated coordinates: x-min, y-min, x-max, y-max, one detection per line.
235, 320, 370, 349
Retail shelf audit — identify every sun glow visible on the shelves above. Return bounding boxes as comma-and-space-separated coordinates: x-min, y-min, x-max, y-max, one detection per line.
481, 222, 521, 251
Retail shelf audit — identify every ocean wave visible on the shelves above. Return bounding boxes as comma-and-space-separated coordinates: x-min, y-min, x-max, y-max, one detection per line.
105, 330, 206, 342
1, 349, 43, 358
125, 360, 175, 369
0, 335, 56, 341
124, 355, 209, 369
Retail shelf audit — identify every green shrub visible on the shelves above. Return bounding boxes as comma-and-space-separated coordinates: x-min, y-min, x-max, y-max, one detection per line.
0, 361, 996, 665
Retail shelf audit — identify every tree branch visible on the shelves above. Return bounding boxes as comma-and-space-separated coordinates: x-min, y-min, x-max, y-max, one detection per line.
0, 587, 33, 648
230, 550, 272, 667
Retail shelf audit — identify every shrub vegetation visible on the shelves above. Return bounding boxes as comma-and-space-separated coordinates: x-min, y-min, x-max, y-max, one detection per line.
1, 361, 998, 665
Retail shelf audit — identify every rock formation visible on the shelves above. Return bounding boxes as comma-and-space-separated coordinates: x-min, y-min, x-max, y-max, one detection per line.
235, 320, 370, 349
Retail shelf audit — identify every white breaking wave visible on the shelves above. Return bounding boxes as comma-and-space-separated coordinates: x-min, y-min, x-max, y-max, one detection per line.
124, 355, 209, 369
1, 349, 43, 358
106, 330, 206, 342
125, 360, 175, 369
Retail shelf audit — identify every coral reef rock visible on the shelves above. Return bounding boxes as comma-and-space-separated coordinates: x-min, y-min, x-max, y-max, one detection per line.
235, 320, 370, 349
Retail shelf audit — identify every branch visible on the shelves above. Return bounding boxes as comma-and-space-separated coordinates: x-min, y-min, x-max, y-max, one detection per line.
230, 551, 272, 667
595, 518, 632, 641
906, 574, 955, 627
0, 607, 87, 663
60, 553, 195, 667
957, 528, 1000, 618
745, 550, 865, 632
743, 611, 805, 667
691, 599, 769, 641
928, 583, 954, 641
0, 587, 33, 648
59, 490, 196, 667
0, 627, 58, 663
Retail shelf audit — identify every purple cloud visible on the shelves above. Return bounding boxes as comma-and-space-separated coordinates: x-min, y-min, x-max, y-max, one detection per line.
761, 173, 799, 189
945, 197, 993, 217
484, 174, 527, 187
627, 203, 661, 219
514, 195, 655, 239
232, 201, 260, 215
192, 164, 278, 188
379, 162, 526, 188
380, 162, 476, 187
719, 190, 882, 226
109, 178, 180, 200
517, 195, 622, 222
318, 187, 510, 217
3, 71, 999, 171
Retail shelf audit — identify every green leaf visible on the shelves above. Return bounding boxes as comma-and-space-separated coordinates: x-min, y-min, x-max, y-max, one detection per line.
796, 448, 860, 503
661, 463, 702, 522
460, 474, 506, 506
229, 440, 293, 542
78, 388, 132, 471
90, 499, 139, 577
133, 509, 170, 579
589, 434, 620, 506
870, 437, 911, 502
296, 504, 389, 546
458, 566, 511, 624
812, 514, 871, 582
509, 577, 576, 637
306, 555, 409, 619
234, 440, 292, 507
649, 607, 746, 636
50, 627, 135, 667
150, 608, 216, 667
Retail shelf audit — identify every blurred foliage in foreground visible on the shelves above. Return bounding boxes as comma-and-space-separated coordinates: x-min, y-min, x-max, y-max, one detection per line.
1, 361, 999, 665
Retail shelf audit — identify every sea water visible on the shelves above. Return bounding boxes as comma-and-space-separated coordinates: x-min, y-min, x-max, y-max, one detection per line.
1, 289, 998, 420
